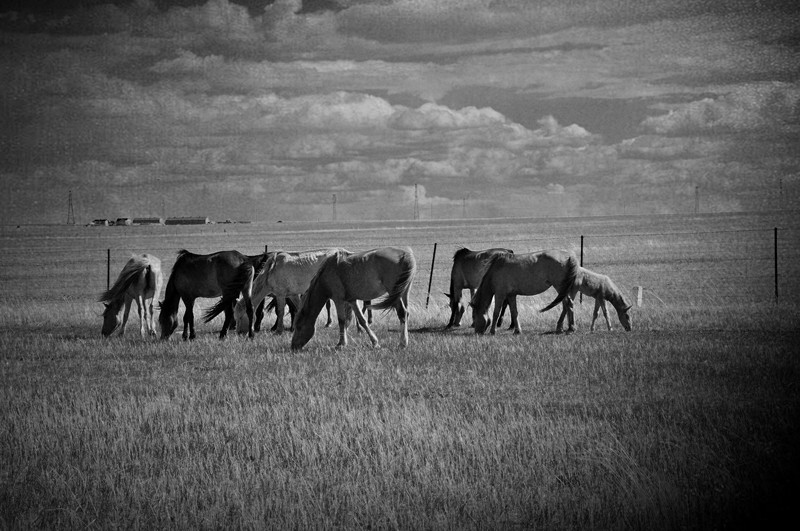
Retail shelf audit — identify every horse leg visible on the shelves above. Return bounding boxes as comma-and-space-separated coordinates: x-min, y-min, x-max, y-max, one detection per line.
135, 295, 146, 338
325, 299, 333, 328
557, 299, 568, 333
183, 299, 195, 340
147, 298, 157, 336
120, 297, 133, 337
219, 300, 237, 339
466, 289, 475, 326
254, 299, 265, 333
333, 300, 350, 349
446, 291, 460, 328
564, 297, 575, 334
365, 300, 373, 325
490, 295, 503, 335
600, 299, 612, 331
350, 300, 379, 348
508, 296, 521, 335
497, 298, 507, 328
274, 297, 286, 335
244, 295, 255, 338
396, 294, 409, 348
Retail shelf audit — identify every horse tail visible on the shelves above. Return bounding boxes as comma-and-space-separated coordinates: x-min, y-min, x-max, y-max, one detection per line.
540, 253, 579, 313
202, 259, 257, 323
371, 249, 417, 311
98, 257, 145, 303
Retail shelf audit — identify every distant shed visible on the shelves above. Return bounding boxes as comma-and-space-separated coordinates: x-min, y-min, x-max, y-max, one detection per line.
90, 219, 110, 227
133, 217, 165, 225
116, 217, 133, 226
165, 216, 211, 225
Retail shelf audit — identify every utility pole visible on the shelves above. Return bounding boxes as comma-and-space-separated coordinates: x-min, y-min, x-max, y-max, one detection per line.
694, 186, 700, 214
413, 183, 419, 220
66, 190, 75, 225
462, 196, 466, 219
332, 194, 337, 222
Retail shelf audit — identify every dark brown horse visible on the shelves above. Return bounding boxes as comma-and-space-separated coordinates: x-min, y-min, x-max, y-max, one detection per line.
159, 250, 266, 340
291, 247, 416, 350
471, 249, 578, 335
445, 247, 515, 329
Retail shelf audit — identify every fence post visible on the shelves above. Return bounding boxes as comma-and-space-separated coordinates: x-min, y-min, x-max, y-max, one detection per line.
425, 242, 437, 309
107, 248, 111, 291
579, 235, 584, 304
774, 227, 778, 303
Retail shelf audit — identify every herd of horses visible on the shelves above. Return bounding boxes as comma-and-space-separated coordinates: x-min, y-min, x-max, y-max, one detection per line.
99, 245, 632, 349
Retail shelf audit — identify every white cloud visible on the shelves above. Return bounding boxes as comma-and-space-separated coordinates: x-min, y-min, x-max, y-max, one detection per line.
390, 103, 508, 130
641, 83, 800, 134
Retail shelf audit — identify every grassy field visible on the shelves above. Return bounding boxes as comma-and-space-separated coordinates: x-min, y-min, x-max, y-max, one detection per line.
1, 212, 799, 529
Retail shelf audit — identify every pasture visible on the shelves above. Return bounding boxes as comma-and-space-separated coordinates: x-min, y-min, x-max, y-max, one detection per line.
1, 211, 799, 529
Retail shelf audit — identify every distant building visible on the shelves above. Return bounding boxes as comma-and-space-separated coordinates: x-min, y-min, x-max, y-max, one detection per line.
133, 217, 165, 225
89, 219, 110, 226
115, 217, 133, 226
165, 216, 211, 225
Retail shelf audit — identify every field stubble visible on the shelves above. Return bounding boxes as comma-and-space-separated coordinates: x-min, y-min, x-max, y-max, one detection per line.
1, 212, 799, 528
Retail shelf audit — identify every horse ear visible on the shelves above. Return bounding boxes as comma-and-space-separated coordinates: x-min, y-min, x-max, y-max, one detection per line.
443, 292, 452, 300
623, 304, 632, 312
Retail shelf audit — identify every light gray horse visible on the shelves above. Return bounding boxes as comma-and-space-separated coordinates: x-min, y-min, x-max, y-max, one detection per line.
235, 248, 343, 335
292, 247, 416, 350
99, 254, 163, 338
556, 266, 632, 333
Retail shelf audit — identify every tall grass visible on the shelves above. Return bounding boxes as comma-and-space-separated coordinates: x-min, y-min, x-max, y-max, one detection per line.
2, 299, 799, 529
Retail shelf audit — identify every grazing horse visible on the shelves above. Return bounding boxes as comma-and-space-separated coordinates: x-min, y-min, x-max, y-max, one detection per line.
445, 247, 515, 329
556, 266, 632, 333
291, 247, 416, 350
471, 249, 578, 335
99, 254, 163, 338
234, 248, 344, 335
159, 250, 266, 340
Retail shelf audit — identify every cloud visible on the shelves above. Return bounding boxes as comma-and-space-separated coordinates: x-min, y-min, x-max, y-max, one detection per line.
618, 135, 720, 160
641, 83, 800, 134
390, 103, 507, 130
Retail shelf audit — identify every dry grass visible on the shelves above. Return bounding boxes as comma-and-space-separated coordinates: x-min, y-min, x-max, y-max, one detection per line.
1, 212, 799, 528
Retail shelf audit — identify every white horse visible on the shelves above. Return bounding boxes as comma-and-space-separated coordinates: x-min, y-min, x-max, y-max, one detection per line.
99, 254, 163, 338
556, 266, 632, 333
234, 248, 345, 335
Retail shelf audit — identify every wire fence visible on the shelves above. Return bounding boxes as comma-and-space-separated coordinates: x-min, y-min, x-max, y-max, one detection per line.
1, 218, 798, 310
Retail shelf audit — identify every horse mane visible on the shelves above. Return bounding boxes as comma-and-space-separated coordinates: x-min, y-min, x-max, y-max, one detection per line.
453, 247, 473, 261
98, 255, 148, 304
470, 253, 507, 311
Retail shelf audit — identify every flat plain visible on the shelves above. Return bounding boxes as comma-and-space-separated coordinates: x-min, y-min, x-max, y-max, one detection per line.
1, 211, 799, 529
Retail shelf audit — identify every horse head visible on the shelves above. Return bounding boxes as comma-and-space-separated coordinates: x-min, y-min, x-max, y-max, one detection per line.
101, 302, 120, 337
158, 301, 179, 339
290, 303, 315, 350
617, 304, 632, 331
470, 303, 491, 335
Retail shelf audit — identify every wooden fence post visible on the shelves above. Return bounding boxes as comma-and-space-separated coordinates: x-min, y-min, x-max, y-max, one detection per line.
774, 227, 778, 303
426, 242, 437, 309
579, 235, 584, 304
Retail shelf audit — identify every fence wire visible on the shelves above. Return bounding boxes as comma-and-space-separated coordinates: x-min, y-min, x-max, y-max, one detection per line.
1, 221, 798, 309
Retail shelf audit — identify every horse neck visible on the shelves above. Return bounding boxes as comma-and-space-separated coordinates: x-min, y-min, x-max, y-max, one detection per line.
472, 268, 495, 313
300, 277, 329, 323
161, 275, 182, 314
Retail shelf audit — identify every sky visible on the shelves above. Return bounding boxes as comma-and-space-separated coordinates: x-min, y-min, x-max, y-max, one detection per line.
1, 0, 799, 224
